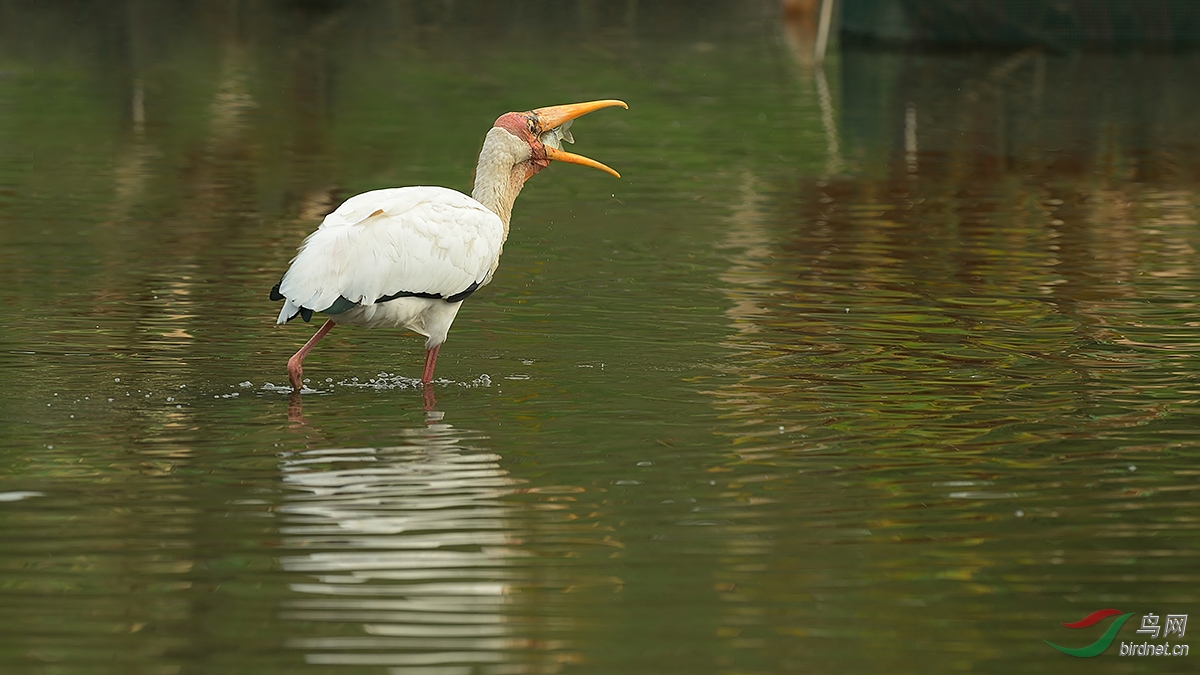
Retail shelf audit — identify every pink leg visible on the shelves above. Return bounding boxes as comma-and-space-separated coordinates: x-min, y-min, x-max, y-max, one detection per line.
288, 319, 336, 392
421, 345, 441, 384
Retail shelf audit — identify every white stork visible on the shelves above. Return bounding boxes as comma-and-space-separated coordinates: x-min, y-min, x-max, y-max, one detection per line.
271, 99, 627, 392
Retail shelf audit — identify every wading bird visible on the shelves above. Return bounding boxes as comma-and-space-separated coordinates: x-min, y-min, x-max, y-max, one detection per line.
271, 99, 626, 392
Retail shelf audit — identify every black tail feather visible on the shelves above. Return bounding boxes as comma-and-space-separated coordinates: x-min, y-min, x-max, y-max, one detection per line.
445, 281, 481, 303
273, 276, 476, 326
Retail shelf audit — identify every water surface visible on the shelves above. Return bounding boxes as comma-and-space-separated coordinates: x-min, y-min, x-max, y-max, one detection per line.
1, 2, 1198, 673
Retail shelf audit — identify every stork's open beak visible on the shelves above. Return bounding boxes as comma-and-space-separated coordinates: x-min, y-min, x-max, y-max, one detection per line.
530, 99, 627, 178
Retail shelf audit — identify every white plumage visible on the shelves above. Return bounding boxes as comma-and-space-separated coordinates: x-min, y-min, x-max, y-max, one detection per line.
276, 186, 504, 345
272, 99, 626, 393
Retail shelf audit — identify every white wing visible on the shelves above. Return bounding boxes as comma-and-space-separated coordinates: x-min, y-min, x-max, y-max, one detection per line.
275, 186, 504, 323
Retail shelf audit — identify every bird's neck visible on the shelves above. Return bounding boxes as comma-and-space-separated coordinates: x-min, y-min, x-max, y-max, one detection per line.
471, 128, 530, 237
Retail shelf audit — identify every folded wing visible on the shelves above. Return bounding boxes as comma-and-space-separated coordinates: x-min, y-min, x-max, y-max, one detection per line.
274, 186, 505, 324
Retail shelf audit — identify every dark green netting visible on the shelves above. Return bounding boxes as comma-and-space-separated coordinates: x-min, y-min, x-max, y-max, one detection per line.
841, 0, 1200, 49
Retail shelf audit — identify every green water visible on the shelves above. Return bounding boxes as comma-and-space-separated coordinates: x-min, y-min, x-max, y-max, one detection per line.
1, 2, 1198, 673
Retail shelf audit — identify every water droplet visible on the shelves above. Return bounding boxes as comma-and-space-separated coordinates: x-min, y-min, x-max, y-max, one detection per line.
637, 461, 654, 466
114, 377, 120, 382
1015, 509, 1025, 517
1128, 465, 1137, 472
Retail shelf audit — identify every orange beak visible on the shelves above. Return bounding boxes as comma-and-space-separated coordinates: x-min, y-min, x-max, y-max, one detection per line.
530, 99, 627, 178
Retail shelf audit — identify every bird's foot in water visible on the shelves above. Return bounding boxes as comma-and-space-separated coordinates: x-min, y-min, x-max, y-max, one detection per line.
287, 357, 304, 392
286, 319, 336, 393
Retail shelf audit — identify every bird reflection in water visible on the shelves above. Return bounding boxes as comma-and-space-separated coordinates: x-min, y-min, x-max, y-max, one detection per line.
287, 383, 439, 425
276, 410, 559, 672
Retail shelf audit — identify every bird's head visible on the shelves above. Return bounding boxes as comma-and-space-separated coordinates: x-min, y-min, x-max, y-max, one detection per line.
492, 99, 627, 181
